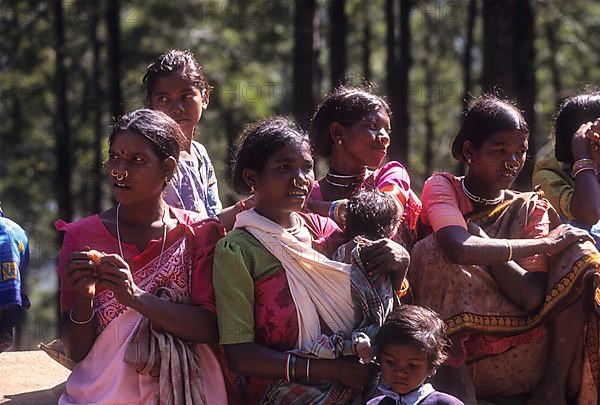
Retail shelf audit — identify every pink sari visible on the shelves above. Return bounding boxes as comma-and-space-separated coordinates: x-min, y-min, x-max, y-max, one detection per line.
56, 209, 228, 405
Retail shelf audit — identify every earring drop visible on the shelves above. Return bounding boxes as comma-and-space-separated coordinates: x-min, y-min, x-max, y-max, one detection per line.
337, 138, 342, 145
467, 158, 472, 164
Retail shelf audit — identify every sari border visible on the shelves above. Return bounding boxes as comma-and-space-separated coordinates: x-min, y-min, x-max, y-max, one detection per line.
446, 253, 600, 336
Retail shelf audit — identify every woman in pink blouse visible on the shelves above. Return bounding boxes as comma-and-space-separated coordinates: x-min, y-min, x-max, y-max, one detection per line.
411, 96, 600, 405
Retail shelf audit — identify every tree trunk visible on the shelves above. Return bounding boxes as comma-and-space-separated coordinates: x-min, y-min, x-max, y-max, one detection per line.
545, 20, 562, 108
458, 0, 477, 175
385, 0, 396, 100
106, 0, 124, 119
361, 0, 371, 81
53, 0, 73, 223
53, 0, 73, 339
293, 0, 318, 129
423, 14, 434, 177
329, 0, 347, 88
391, 0, 411, 164
462, 0, 477, 114
91, 0, 103, 213
482, 0, 535, 190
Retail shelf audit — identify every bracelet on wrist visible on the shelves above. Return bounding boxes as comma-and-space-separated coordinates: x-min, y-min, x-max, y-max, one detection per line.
284, 353, 291, 382
505, 240, 513, 262
572, 159, 598, 176
573, 165, 598, 177
69, 308, 95, 325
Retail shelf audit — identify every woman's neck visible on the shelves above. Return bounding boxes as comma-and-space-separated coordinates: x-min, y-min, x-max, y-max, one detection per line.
117, 199, 168, 227
254, 207, 296, 229
182, 131, 193, 153
329, 152, 367, 176
463, 174, 503, 200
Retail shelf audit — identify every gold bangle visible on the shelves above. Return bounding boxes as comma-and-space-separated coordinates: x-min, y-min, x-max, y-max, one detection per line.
505, 240, 513, 262
69, 308, 95, 325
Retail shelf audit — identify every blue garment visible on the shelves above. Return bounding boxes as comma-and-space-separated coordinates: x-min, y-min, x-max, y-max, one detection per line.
367, 383, 464, 405
163, 141, 222, 218
0, 212, 30, 351
0, 214, 29, 310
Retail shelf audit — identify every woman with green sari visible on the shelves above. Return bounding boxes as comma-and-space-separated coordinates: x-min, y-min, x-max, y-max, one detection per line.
410, 96, 600, 404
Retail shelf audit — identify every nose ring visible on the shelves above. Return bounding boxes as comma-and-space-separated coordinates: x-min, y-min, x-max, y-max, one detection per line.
111, 169, 128, 182
293, 178, 306, 188
504, 161, 520, 171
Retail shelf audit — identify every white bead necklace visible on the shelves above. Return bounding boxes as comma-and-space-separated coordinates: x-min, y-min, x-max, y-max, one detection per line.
461, 178, 504, 206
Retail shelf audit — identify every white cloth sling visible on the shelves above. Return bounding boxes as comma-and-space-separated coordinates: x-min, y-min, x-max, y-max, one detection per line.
235, 209, 354, 350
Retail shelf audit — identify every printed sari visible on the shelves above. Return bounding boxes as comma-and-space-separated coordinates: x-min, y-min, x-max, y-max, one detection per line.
410, 191, 600, 402
56, 209, 228, 405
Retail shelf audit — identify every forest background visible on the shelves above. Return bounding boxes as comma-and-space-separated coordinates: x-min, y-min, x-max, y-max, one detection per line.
2, 0, 598, 349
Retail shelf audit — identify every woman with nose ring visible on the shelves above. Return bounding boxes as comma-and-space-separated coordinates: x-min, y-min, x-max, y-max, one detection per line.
55, 109, 230, 404
111, 169, 128, 182
308, 85, 421, 250
410, 95, 600, 404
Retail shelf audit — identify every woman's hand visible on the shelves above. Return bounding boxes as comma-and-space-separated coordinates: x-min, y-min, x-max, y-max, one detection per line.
359, 238, 410, 276
586, 119, 600, 167
96, 254, 143, 307
332, 356, 374, 390
64, 251, 98, 303
543, 224, 595, 255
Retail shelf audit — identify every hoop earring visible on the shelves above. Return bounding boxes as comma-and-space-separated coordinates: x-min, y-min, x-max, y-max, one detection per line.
249, 185, 255, 194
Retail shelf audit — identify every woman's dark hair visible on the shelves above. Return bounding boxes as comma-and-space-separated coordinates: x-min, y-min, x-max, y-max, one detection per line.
377, 305, 449, 370
232, 117, 311, 194
554, 93, 600, 164
346, 189, 400, 240
310, 85, 391, 158
451, 95, 529, 161
143, 49, 213, 99
109, 109, 184, 161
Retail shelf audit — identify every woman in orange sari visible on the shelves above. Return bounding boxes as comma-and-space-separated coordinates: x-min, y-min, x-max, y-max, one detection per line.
410, 96, 600, 404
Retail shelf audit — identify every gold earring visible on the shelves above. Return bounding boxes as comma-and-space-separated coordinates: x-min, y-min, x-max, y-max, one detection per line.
250, 185, 255, 194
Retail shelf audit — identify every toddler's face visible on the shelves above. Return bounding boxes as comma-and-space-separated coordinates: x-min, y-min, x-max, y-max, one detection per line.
380, 343, 432, 395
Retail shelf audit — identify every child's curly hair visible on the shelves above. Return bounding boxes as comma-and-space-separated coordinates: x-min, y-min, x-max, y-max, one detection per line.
377, 305, 449, 370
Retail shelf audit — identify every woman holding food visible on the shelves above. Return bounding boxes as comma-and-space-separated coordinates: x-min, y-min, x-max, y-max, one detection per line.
56, 109, 230, 404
